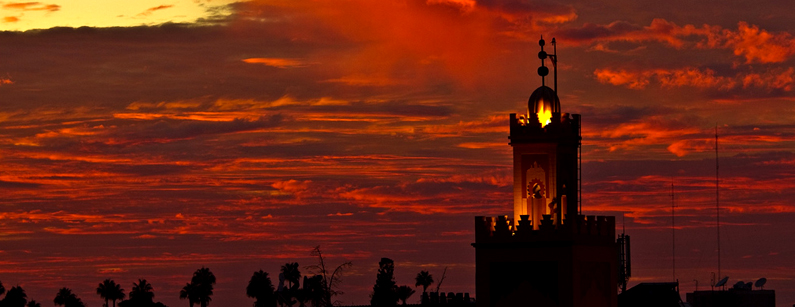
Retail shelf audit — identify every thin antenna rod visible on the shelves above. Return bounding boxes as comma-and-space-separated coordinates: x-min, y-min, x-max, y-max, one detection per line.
578, 119, 582, 215
552, 38, 557, 94
671, 179, 676, 281
716, 125, 721, 283
622, 212, 626, 234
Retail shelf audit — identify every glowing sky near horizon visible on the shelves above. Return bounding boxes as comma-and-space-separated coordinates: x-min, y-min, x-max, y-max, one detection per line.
1, 0, 795, 307
0, 0, 235, 30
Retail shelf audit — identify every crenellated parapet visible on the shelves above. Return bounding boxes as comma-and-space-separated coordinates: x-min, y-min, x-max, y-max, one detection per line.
509, 112, 581, 145
473, 214, 615, 245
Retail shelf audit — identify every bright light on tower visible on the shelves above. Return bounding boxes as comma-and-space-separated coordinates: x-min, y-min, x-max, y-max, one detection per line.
537, 99, 552, 127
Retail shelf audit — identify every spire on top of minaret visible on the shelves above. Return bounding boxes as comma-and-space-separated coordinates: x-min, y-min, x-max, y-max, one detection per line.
538, 36, 549, 86
528, 36, 560, 127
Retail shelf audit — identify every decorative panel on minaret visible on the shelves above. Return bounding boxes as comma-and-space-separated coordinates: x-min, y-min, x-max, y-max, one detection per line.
510, 110, 580, 229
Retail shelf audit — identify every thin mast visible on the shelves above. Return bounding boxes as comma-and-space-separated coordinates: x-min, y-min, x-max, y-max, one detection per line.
671, 179, 676, 281
715, 125, 721, 282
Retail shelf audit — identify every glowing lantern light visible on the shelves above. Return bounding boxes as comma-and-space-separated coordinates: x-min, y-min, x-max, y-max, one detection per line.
537, 99, 552, 127
528, 85, 559, 127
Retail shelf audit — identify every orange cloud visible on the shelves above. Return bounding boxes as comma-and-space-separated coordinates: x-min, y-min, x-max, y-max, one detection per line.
595, 67, 792, 92
593, 69, 649, 89
271, 179, 313, 197
242, 57, 308, 68
742, 67, 795, 91
562, 19, 795, 63
656, 67, 733, 89
666, 139, 712, 157
3, 16, 19, 23
456, 142, 503, 149
137, 4, 174, 16
322, 75, 405, 86
728, 22, 795, 64
556, 18, 685, 47
2, 2, 59, 11
426, 0, 475, 11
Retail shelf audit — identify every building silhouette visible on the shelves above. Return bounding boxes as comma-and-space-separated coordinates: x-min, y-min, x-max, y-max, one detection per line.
471, 37, 618, 307
685, 280, 774, 307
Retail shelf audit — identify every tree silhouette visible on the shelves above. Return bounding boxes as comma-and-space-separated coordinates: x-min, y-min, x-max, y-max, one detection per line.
97, 279, 126, 307
301, 275, 323, 307
247, 270, 276, 307
414, 271, 433, 294
53, 288, 85, 307
26, 300, 41, 307
3, 286, 28, 307
119, 279, 168, 307
370, 258, 397, 306
395, 286, 415, 305
305, 246, 352, 307
179, 283, 198, 307
191, 267, 216, 307
279, 263, 300, 307
0, 281, 5, 297
294, 287, 309, 307
281, 263, 301, 291
130, 279, 155, 303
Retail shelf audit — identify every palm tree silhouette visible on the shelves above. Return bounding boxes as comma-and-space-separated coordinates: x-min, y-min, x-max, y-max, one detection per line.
3, 286, 28, 307
281, 263, 301, 290
191, 267, 216, 307
279, 263, 300, 307
246, 270, 276, 307
53, 288, 85, 307
179, 282, 198, 307
97, 279, 125, 307
130, 279, 155, 304
26, 300, 41, 307
414, 271, 433, 294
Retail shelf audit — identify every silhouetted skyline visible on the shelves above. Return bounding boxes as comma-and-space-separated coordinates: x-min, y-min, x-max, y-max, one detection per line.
1, 1, 795, 307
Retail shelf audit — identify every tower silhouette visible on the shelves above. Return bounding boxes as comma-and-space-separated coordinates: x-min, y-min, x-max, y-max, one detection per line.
472, 38, 617, 307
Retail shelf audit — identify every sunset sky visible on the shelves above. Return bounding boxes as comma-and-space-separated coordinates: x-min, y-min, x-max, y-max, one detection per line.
2, 0, 795, 306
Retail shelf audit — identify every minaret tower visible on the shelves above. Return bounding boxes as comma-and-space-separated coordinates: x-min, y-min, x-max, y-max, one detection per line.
472, 38, 616, 307
510, 37, 581, 229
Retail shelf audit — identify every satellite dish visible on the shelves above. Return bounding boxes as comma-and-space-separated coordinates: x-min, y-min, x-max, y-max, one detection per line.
715, 276, 729, 287
755, 278, 767, 289
732, 281, 744, 289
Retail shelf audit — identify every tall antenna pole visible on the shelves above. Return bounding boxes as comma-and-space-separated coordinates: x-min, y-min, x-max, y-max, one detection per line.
671, 179, 676, 281
578, 118, 582, 215
552, 38, 557, 94
715, 125, 721, 283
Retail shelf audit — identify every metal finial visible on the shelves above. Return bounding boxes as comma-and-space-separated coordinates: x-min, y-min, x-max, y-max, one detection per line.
538, 36, 547, 85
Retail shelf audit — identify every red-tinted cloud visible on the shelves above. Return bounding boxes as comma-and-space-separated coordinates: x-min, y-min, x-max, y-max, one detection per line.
242, 58, 308, 68
560, 19, 795, 64
2, 2, 59, 11
137, 5, 174, 17
594, 67, 794, 92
